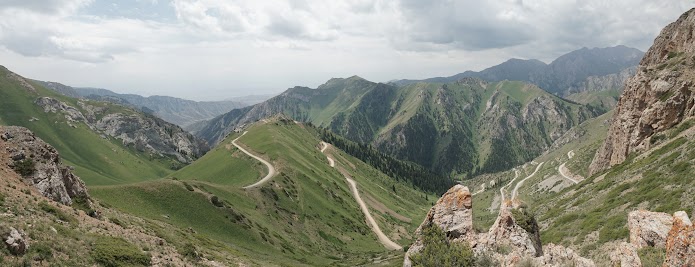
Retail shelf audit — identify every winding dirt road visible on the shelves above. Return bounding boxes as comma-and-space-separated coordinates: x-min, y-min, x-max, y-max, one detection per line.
511, 162, 545, 200
319, 142, 401, 250
558, 163, 580, 184
320, 142, 335, 167
232, 131, 277, 189
500, 169, 520, 203
557, 150, 582, 184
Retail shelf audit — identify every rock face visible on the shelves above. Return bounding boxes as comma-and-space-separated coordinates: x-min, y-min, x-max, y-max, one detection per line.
628, 210, 673, 249
1, 126, 91, 207
4, 227, 29, 255
404, 186, 594, 267
34, 96, 209, 163
664, 211, 695, 266
609, 242, 642, 267
590, 8, 695, 174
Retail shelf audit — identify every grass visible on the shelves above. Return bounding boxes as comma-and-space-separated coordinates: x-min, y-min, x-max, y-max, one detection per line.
91, 118, 433, 265
170, 133, 261, 186
90, 236, 151, 267
0, 67, 174, 185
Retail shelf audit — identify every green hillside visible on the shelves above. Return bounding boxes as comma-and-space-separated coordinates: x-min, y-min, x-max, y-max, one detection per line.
198, 77, 598, 188
0, 66, 175, 185
91, 117, 435, 266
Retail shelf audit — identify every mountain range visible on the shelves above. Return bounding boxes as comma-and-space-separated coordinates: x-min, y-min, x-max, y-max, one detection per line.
392, 45, 643, 96
2, 7, 695, 267
35, 81, 261, 128
197, 75, 598, 182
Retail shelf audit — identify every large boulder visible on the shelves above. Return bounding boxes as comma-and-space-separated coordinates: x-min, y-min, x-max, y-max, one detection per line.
403, 185, 474, 267
4, 227, 29, 256
628, 210, 673, 249
609, 242, 641, 267
664, 211, 695, 266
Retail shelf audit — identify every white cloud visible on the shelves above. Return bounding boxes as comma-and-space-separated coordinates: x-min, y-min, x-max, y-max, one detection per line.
0, 0, 693, 100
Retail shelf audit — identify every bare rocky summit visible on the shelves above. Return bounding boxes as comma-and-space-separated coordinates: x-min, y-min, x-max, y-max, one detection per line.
590, 8, 695, 174
1, 126, 92, 208
404, 185, 594, 267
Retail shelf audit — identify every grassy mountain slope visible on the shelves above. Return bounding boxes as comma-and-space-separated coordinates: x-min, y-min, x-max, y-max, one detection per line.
92, 117, 434, 266
199, 77, 597, 190
0, 66, 177, 185
462, 110, 695, 264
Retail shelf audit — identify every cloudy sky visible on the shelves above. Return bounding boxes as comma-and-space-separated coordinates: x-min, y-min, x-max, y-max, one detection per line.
0, 1, 692, 100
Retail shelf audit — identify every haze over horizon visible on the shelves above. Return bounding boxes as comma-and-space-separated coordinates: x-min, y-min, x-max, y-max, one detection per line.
0, 0, 692, 101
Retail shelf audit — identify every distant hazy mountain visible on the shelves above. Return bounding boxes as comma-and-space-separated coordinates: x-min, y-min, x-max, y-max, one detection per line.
72, 87, 247, 127
225, 94, 276, 105
198, 76, 599, 177
391, 45, 643, 96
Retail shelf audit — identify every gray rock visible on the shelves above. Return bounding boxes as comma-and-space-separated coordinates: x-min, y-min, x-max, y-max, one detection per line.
4, 227, 29, 256
628, 210, 673, 249
1, 126, 92, 207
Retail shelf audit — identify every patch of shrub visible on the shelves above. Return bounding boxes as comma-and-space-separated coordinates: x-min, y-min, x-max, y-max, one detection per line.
109, 217, 124, 227
31, 243, 53, 262
72, 194, 97, 217
179, 243, 200, 261
408, 224, 475, 267
182, 182, 194, 192
210, 195, 224, 207
511, 207, 538, 235
638, 246, 665, 267
39, 201, 76, 224
90, 236, 151, 267
12, 159, 35, 176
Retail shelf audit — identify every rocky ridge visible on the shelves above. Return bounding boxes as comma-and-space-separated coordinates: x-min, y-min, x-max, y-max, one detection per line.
404, 185, 594, 266
34, 96, 209, 163
1, 126, 92, 208
590, 8, 695, 174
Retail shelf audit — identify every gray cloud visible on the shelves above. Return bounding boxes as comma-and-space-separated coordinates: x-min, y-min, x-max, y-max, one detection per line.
393, 0, 534, 51
1, 0, 694, 100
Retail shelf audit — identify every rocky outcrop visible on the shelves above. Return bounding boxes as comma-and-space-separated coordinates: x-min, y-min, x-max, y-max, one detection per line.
1, 126, 91, 207
4, 227, 29, 255
404, 186, 594, 267
34, 96, 209, 163
477, 201, 543, 260
590, 8, 695, 174
35, 97, 89, 126
628, 210, 673, 249
609, 242, 642, 267
403, 185, 474, 266
664, 211, 695, 266
94, 113, 208, 163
